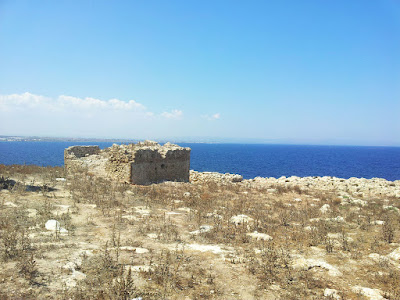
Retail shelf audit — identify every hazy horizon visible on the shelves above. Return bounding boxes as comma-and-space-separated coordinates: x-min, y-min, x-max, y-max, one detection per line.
1, 134, 399, 148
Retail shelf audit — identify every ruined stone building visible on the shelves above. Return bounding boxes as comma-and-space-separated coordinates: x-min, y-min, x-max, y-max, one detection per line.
64, 141, 191, 185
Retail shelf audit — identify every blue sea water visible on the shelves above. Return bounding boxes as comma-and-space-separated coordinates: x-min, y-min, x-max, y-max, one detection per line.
0, 141, 399, 181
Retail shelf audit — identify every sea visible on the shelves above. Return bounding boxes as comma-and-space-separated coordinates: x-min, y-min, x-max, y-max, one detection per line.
0, 141, 399, 181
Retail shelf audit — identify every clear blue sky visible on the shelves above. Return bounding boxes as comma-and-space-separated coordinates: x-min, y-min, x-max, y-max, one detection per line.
0, 0, 399, 146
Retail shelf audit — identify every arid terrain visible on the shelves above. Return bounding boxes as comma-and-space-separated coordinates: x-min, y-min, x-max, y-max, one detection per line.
0, 164, 400, 299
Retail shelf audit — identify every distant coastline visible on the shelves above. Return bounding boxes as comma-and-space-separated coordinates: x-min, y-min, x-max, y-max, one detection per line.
1, 135, 399, 147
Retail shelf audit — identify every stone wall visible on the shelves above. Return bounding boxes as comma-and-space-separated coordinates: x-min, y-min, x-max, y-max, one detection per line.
64, 146, 101, 174
64, 141, 191, 185
131, 147, 190, 185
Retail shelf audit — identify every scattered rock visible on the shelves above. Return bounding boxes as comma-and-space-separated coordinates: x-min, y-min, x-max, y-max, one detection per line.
247, 231, 272, 241
45, 220, 68, 234
351, 199, 367, 206
230, 214, 253, 225
372, 220, 385, 225
292, 257, 342, 277
190, 171, 243, 184
324, 288, 340, 300
327, 216, 345, 223
319, 204, 330, 214
165, 211, 181, 215
352, 286, 384, 300
177, 207, 192, 213
383, 205, 399, 213
117, 246, 149, 253
186, 244, 225, 254
64, 270, 87, 288
387, 247, 400, 262
121, 215, 138, 221
135, 206, 151, 216
190, 225, 213, 235
26, 208, 37, 218
147, 233, 158, 239
205, 212, 223, 219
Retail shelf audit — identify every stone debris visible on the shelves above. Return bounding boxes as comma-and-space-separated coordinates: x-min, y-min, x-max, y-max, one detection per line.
184, 243, 229, 255
350, 199, 368, 206
26, 208, 37, 218
206, 212, 223, 219
64, 270, 87, 288
247, 231, 273, 241
327, 216, 345, 223
134, 206, 151, 216
372, 220, 385, 225
53, 204, 70, 213
387, 247, 400, 262
383, 205, 399, 213
323, 288, 341, 299
165, 211, 181, 215
147, 233, 158, 239
115, 246, 149, 253
121, 215, 139, 221
352, 286, 384, 300
230, 214, 254, 225
45, 219, 68, 234
190, 225, 213, 235
62, 249, 94, 273
243, 175, 400, 198
292, 257, 342, 277
190, 171, 243, 184
319, 204, 330, 214
4, 201, 18, 207
168, 243, 234, 258
177, 207, 192, 213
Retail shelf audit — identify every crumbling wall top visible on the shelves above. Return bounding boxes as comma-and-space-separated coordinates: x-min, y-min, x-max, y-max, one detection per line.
105, 140, 190, 162
64, 145, 100, 158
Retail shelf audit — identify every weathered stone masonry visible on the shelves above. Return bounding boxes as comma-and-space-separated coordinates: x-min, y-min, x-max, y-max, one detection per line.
64, 141, 191, 185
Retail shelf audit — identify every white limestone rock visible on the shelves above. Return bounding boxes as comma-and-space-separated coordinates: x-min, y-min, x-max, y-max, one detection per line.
319, 204, 330, 214
352, 286, 384, 300
230, 214, 254, 225
247, 231, 273, 241
45, 220, 68, 234
190, 225, 213, 235
292, 257, 342, 277
387, 247, 400, 262
324, 288, 340, 300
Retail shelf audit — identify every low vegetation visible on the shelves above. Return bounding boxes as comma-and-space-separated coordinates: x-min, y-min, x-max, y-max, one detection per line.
0, 164, 399, 299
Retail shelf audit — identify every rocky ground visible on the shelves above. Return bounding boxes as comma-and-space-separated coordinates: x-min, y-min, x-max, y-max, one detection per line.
0, 164, 400, 299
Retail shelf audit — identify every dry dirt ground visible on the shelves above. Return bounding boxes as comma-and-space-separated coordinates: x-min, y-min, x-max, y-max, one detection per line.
0, 165, 400, 299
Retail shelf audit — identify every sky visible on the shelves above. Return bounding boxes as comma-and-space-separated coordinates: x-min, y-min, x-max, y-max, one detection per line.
0, 0, 399, 146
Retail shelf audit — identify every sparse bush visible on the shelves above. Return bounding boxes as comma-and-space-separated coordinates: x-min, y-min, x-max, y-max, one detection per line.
17, 252, 39, 284
382, 215, 396, 243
